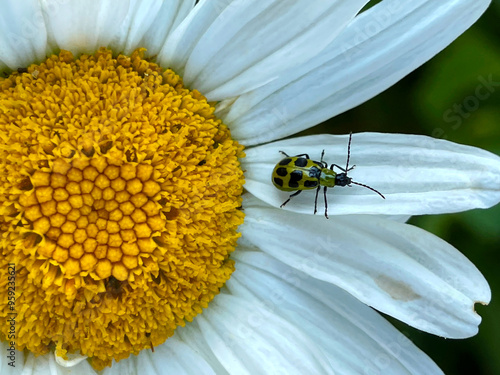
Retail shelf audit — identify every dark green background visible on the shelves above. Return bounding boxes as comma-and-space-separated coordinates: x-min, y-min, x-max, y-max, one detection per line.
299, 2, 500, 374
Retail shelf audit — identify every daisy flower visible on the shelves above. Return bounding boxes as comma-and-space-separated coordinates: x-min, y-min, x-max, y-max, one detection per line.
1, 0, 499, 374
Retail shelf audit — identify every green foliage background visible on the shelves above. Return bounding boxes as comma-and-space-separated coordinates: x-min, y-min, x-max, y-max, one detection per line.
299, 2, 500, 374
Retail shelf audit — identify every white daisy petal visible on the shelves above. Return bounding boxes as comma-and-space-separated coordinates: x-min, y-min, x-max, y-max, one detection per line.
176, 324, 229, 375
22, 351, 96, 375
40, 0, 131, 55
106, 0, 165, 55
102, 335, 215, 375
140, 0, 196, 57
54, 352, 87, 367
160, 0, 369, 100
0, 0, 47, 70
225, 0, 491, 144
150, 339, 217, 375
384, 215, 412, 223
0, 341, 25, 374
101, 354, 144, 375
243, 133, 500, 215
241, 199, 490, 338
230, 250, 443, 375
197, 293, 333, 375
40, 0, 193, 58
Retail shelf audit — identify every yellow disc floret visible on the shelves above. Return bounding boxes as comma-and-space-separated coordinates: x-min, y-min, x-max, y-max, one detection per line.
0, 48, 244, 369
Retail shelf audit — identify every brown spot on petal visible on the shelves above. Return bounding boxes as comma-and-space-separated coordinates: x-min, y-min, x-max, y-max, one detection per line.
375, 275, 421, 301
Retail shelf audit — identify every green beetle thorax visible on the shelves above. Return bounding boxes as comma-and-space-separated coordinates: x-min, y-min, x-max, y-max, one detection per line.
319, 168, 337, 187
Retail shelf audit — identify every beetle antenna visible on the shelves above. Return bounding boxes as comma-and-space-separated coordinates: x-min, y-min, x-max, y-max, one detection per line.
345, 132, 353, 172
351, 181, 385, 199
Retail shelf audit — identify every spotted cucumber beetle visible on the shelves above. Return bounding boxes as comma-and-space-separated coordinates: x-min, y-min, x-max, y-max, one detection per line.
272, 133, 385, 218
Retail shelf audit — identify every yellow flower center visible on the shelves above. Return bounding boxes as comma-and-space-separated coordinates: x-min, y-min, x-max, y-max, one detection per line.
0, 48, 244, 369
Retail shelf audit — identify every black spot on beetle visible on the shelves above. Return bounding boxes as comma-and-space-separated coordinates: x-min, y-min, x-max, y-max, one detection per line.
279, 158, 292, 166
304, 180, 318, 188
273, 177, 284, 187
294, 158, 308, 167
276, 167, 288, 177
289, 170, 303, 188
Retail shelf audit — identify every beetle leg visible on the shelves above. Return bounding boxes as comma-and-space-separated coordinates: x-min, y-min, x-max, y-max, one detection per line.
279, 151, 311, 159
323, 186, 329, 219
280, 190, 302, 208
330, 163, 356, 172
330, 163, 345, 172
314, 186, 320, 215
292, 153, 310, 159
